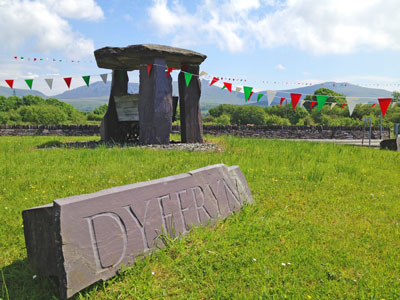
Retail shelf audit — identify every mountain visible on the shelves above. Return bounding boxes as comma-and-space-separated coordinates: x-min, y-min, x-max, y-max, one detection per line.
0, 86, 47, 98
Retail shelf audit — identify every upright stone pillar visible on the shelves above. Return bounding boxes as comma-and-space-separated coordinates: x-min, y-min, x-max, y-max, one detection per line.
101, 70, 128, 141
178, 64, 203, 143
139, 58, 172, 144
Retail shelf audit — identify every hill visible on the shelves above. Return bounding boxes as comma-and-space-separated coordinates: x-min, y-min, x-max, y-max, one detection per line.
0, 86, 47, 98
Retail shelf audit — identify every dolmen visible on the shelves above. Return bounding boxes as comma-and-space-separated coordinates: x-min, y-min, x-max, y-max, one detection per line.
22, 164, 253, 299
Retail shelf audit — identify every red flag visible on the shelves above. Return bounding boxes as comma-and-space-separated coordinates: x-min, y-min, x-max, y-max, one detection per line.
34, 58, 37, 61
248, 91, 254, 101
147, 64, 152, 77
64, 77, 72, 88
166, 67, 176, 78
371, 103, 376, 108
341, 103, 347, 109
14, 56, 17, 60
290, 93, 302, 110
223, 82, 232, 92
210, 77, 219, 86
5, 80, 14, 89
280, 97, 286, 106
310, 101, 317, 109
378, 98, 392, 117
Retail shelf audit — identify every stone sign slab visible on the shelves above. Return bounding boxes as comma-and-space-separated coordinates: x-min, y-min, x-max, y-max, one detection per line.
114, 94, 139, 122
22, 164, 252, 299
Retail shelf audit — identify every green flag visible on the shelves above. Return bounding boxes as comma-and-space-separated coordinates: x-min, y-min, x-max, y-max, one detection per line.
243, 86, 253, 102
221, 85, 226, 90
257, 93, 264, 102
316, 95, 329, 112
185, 73, 193, 87
25, 79, 33, 90
82, 75, 90, 86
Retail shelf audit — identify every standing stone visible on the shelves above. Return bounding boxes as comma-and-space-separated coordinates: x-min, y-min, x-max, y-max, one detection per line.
101, 70, 128, 141
139, 58, 172, 144
178, 65, 203, 143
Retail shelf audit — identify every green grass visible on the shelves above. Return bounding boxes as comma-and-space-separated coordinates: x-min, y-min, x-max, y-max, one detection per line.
1, 135, 400, 299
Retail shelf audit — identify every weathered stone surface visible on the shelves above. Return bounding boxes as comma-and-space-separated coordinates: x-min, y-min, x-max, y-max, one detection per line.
139, 57, 172, 144
94, 44, 207, 70
178, 66, 203, 143
380, 138, 398, 150
22, 164, 252, 299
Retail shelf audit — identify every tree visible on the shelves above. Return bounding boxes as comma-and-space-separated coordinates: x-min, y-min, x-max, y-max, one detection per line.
303, 88, 346, 112
231, 106, 266, 125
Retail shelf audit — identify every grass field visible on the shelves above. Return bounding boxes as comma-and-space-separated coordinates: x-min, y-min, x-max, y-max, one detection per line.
1, 135, 400, 300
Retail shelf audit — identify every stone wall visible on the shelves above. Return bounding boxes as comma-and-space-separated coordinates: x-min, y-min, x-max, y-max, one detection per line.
0, 124, 390, 139
0, 125, 100, 136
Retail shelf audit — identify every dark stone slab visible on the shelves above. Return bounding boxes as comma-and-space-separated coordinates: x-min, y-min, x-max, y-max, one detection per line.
94, 44, 207, 71
380, 139, 397, 150
178, 66, 203, 143
22, 164, 252, 299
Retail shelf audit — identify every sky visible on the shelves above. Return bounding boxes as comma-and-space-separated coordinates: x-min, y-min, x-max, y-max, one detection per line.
0, 0, 399, 96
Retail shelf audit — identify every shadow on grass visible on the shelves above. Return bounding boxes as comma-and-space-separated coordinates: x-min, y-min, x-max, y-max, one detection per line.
36, 139, 141, 150
0, 258, 106, 300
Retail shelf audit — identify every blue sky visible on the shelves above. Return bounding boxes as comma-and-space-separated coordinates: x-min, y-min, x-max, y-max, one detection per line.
0, 0, 399, 95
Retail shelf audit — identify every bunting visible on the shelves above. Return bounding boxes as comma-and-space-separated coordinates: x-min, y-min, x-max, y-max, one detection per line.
223, 82, 232, 92
257, 93, 264, 102
346, 97, 359, 116
64, 77, 72, 89
378, 98, 392, 117
341, 103, 347, 109
82, 75, 90, 87
100, 74, 108, 84
199, 71, 208, 77
248, 91, 254, 101
147, 64, 152, 77
330, 103, 337, 109
25, 79, 33, 90
243, 86, 253, 102
235, 86, 242, 95
316, 95, 328, 112
290, 93, 302, 111
45, 78, 53, 89
310, 101, 317, 109
266, 90, 277, 106
371, 103, 376, 108
280, 98, 286, 106
166, 67, 176, 78
185, 73, 193, 87
5, 80, 13, 89
210, 77, 219, 86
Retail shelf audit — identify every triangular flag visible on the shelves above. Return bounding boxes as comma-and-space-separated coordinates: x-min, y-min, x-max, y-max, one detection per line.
310, 101, 317, 109
184, 73, 193, 87
392, 102, 396, 108
199, 71, 208, 77
248, 91, 254, 101
82, 75, 90, 86
210, 77, 219, 86
235, 86, 242, 95
316, 95, 328, 112
341, 103, 347, 109
25, 79, 33, 90
257, 93, 264, 102
266, 90, 277, 106
378, 98, 392, 117
300, 100, 305, 108
100, 74, 108, 84
221, 86, 226, 90
147, 64, 153, 77
166, 67, 176, 78
371, 103, 376, 108
280, 98, 286, 106
45, 78, 53, 89
290, 93, 302, 110
5, 80, 14, 89
223, 82, 232, 92
243, 86, 253, 102
64, 77, 72, 88
330, 103, 337, 109
346, 97, 359, 116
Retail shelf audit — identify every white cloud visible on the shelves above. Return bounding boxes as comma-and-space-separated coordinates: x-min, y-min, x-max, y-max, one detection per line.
147, 0, 400, 55
0, 0, 104, 58
276, 64, 286, 70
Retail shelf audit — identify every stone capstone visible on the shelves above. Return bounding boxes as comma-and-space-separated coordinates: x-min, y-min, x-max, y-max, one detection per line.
94, 44, 207, 70
22, 164, 252, 299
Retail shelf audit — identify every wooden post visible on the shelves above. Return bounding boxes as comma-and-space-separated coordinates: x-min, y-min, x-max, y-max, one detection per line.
178, 64, 203, 143
101, 70, 128, 142
139, 58, 172, 144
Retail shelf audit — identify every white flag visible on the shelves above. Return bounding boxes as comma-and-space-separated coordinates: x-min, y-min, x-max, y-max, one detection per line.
346, 97, 360, 116
235, 86, 242, 95
266, 90, 277, 106
199, 71, 208, 77
100, 73, 108, 84
330, 103, 337, 109
44, 78, 53, 89
299, 100, 305, 108
392, 102, 397, 108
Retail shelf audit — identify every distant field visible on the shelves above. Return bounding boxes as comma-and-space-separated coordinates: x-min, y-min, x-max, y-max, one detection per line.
1, 136, 400, 299
61, 97, 109, 112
